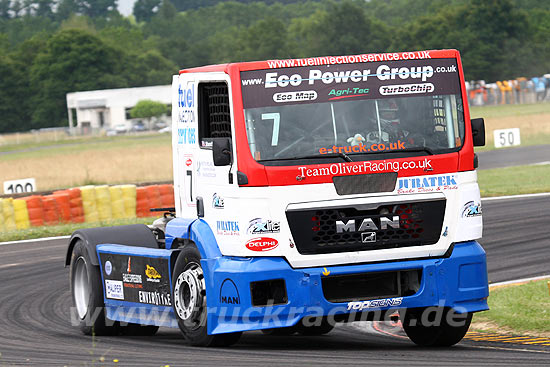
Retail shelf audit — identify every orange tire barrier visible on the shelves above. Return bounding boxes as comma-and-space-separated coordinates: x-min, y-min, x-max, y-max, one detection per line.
53, 193, 72, 223
42, 196, 60, 225
23, 196, 45, 227
136, 187, 150, 218
145, 185, 162, 210
158, 184, 175, 207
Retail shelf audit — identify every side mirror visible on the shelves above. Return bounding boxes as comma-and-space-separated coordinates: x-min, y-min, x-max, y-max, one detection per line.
471, 118, 485, 147
212, 137, 232, 166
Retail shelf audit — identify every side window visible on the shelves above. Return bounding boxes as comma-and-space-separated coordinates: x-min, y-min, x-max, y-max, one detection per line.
198, 82, 231, 148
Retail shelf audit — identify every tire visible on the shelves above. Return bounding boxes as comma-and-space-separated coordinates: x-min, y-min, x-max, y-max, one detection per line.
70, 240, 115, 336
172, 243, 241, 347
402, 307, 472, 347
295, 316, 334, 336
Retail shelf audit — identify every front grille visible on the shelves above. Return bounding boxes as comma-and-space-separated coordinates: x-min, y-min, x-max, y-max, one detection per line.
286, 199, 445, 255
332, 172, 397, 195
322, 269, 422, 303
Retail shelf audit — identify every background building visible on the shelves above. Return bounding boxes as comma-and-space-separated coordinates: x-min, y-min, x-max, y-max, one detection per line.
66, 85, 171, 135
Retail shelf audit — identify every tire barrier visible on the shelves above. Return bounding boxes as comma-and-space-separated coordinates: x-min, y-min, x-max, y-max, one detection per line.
0, 183, 174, 231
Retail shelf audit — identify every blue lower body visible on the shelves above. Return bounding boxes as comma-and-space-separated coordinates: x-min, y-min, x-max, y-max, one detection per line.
99, 241, 489, 335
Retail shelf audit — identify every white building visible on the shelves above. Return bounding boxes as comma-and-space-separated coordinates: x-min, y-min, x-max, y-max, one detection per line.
66, 85, 171, 134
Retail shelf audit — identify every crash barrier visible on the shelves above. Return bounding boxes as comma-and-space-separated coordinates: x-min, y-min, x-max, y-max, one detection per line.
0, 184, 174, 231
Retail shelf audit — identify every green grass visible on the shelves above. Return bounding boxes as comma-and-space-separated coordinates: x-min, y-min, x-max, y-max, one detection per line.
478, 164, 550, 197
474, 279, 550, 334
0, 216, 160, 243
470, 103, 550, 119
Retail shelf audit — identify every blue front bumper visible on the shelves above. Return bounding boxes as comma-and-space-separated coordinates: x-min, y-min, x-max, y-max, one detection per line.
204, 241, 489, 335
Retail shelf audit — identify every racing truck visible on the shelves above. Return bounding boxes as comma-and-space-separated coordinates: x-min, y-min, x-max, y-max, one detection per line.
66, 49, 488, 347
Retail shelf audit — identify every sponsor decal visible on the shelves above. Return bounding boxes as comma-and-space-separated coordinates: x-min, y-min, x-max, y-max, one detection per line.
347, 297, 403, 311
298, 158, 432, 178
247, 218, 280, 234
105, 279, 124, 300
138, 290, 172, 306
273, 90, 317, 103
201, 140, 213, 148
264, 51, 432, 69
241, 58, 459, 109
328, 87, 369, 100
246, 237, 279, 252
319, 141, 405, 155
219, 278, 241, 305
212, 193, 224, 209
177, 83, 196, 145
122, 257, 143, 285
185, 158, 192, 167
397, 174, 458, 194
145, 264, 161, 283
380, 83, 434, 96
462, 201, 482, 218
198, 160, 216, 178
104, 260, 112, 276
98, 253, 171, 306
336, 216, 400, 233
217, 220, 240, 236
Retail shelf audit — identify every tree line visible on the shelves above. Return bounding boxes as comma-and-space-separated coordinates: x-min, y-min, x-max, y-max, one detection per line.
1, 0, 550, 133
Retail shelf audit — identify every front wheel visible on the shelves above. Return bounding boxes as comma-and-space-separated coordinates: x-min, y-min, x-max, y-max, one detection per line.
172, 244, 241, 347
402, 307, 472, 347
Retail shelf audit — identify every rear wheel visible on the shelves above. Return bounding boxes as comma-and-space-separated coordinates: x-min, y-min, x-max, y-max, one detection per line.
70, 240, 114, 335
172, 244, 241, 347
403, 307, 472, 347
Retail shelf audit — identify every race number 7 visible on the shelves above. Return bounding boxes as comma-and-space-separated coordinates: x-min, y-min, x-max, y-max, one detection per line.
261, 113, 280, 146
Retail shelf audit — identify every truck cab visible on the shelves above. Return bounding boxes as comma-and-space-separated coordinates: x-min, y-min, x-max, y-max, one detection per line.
68, 49, 488, 347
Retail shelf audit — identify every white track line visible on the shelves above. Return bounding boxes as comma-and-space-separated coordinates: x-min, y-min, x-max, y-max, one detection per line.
482, 192, 550, 201
0, 235, 70, 247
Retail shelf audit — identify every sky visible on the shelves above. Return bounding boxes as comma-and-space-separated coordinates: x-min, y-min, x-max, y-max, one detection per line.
117, 0, 137, 16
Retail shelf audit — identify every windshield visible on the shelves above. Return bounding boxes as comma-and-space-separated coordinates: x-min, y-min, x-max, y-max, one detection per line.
241, 58, 465, 162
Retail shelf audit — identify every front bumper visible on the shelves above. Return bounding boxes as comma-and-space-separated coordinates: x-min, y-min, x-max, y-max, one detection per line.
203, 240, 489, 335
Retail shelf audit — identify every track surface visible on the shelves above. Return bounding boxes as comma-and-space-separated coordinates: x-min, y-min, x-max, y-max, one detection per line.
1, 196, 549, 366
477, 144, 550, 170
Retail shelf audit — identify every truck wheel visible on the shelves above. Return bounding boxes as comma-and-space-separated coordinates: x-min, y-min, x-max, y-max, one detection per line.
70, 240, 115, 336
172, 244, 241, 347
402, 307, 472, 347
295, 317, 334, 336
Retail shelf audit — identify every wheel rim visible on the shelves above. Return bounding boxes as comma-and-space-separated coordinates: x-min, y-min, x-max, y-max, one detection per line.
173, 263, 205, 330
73, 256, 90, 319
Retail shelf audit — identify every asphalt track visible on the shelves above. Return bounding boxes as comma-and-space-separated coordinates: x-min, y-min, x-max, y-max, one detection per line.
477, 144, 550, 170
1, 196, 549, 366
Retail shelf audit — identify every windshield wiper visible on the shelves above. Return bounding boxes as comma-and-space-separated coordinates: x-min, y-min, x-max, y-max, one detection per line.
259, 152, 353, 163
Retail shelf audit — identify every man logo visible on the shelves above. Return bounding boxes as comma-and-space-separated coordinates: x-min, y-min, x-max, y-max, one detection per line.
219, 278, 240, 305
361, 232, 376, 243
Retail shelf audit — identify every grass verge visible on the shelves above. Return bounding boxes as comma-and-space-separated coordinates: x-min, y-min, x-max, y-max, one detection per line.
478, 163, 550, 197
472, 279, 550, 336
0, 216, 160, 243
